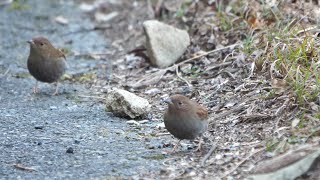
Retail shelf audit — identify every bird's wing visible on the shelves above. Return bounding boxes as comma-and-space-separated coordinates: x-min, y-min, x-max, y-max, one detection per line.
57, 49, 66, 60
51, 49, 66, 60
196, 105, 208, 120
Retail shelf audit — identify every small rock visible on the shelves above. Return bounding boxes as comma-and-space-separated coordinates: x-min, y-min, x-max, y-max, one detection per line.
54, 16, 69, 25
156, 122, 165, 129
147, 144, 155, 149
114, 129, 124, 135
176, 86, 193, 94
127, 120, 140, 126
292, 118, 300, 128
145, 88, 161, 95
79, 3, 97, 12
74, 140, 80, 144
216, 160, 224, 165
215, 154, 223, 160
105, 88, 151, 119
49, 106, 57, 110
143, 20, 190, 68
265, 151, 275, 158
139, 120, 149, 124
95, 11, 119, 23
66, 147, 74, 154
34, 125, 44, 130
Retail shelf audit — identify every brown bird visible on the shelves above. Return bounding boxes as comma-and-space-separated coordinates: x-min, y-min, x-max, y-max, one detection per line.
164, 94, 208, 152
27, 36, 66, 95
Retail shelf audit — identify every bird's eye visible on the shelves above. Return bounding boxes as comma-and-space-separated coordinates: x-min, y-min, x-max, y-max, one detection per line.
40, 43, 44, 46
178, 102, 183, 105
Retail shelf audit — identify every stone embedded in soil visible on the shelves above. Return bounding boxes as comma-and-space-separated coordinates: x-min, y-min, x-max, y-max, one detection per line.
105, 88, 151, 119
126, 120, 140, 126
66, 147, 74, 154
143, 20, 190, 68
34, 125, 44, 129
145, 88, 161, 95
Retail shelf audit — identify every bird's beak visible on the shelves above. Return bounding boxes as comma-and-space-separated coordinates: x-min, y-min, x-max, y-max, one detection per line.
163, 98, 173, 104
27, 40, 34, 44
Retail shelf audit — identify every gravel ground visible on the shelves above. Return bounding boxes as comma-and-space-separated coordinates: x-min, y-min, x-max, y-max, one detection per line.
0, 0, 165, 179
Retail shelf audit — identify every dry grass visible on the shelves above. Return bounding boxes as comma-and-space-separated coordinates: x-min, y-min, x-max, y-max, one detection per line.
84, 0, 320, 178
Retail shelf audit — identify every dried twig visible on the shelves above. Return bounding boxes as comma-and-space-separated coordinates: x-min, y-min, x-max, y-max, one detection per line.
155, 0, 164, 17
77, 95, 106, 100
13, 164, 36, 172
175, 65, 192, 87
220, 148, 265, 178
155, 132, 170, 136
200, 142, 217, 167
62, 25, 111, 36
128, 69, 166, 88
178, 43, 240, 67
275, 98, 290, 116
74, 52, 114, 59
204, 61, 232, 72
209, 95, 258, 122
0, 68, 10, 78
210, 103, 247, 122
147, 0, 155, 18
128, 43, 240, 88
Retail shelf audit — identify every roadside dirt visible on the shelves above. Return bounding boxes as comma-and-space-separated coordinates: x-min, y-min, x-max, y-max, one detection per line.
0, 0, 167, 179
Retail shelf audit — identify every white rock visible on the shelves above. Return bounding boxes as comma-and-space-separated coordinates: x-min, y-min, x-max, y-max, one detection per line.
94, 11, 119, 23
126, 120, 140, 126
138, 120, 149, 124
144, 88, 161, 95
105, 88, 151, 119
156, 122, 165, 129
143, 20, 190, 68
54, 16, 69, 25
215, 154, 223, 160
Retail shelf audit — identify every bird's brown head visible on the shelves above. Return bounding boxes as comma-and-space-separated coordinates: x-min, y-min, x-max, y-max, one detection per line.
164, 94, 193, 112
27, 36, 56, 56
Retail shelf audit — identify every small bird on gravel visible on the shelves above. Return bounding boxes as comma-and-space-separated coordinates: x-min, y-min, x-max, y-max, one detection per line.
27, 36, 66, 95
163, 94, 208, 152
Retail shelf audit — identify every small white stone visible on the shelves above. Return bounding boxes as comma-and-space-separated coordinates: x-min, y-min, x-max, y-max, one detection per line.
49, 106, 57, 110
138, 120, 149, 124
156, 122, 165, 129
145, 88, 161, 95
105, 88, 151, 119
215, 154, 223, 160
126, 120, 140, 126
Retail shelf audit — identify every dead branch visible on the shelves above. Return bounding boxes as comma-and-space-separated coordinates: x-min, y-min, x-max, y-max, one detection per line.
128, 43, 241, 88
200, 142, 217, 167
220, 148, 265, 178
13, 164, 36, 172
175, 65, 192, 87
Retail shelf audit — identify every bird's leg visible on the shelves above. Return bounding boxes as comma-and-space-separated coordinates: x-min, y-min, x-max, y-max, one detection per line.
33, 81, 39, 94
52, 82, 59, 96
171, 139, 181, 153
194, 136, 204, 152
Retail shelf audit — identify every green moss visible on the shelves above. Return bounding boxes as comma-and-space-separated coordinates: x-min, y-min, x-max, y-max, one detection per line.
142, 154, 165, 160
265, 139, 279, 152
14, 72, 30, 79
8, 0, 30, 11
